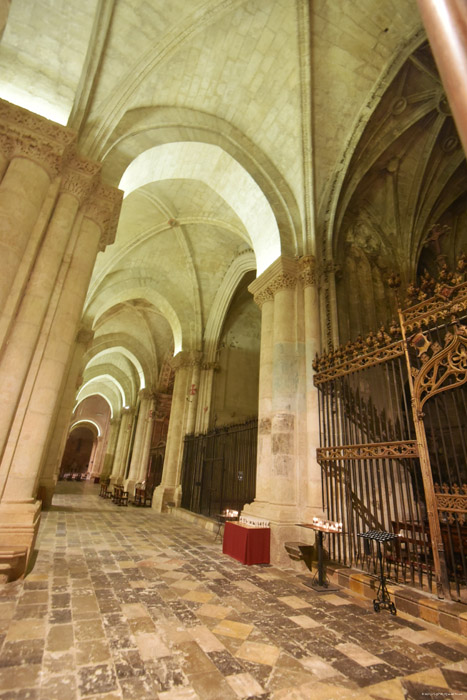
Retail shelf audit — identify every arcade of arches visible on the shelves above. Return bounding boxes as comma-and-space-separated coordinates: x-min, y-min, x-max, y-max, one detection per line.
0, 1, 466, 584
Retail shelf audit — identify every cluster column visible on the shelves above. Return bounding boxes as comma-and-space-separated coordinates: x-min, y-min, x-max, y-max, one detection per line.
100, 419, 121, 481
109, 409, 134, 486
152, 351, 192, 512
136, 394, 156, 484
242, 256, 323, 566
125, 389, 153, 494
0, 101, 122, 566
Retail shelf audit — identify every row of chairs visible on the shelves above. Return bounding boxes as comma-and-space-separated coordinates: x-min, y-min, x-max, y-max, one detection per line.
99, 481, 153, 508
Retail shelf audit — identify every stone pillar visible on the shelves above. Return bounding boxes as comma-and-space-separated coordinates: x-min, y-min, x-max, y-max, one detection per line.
186, 353, 202, 434
0, 1, 10, 41
416, 0, 467, 157
90, 436, 106, 478
242, 257, 321, 567
251, 289, 274, 503
124, 389, 152, 494
0, 101, 75, 313
152, 352, 191, 512
37, 328, 94, 508
0, 182, 122, 566
319, 260, 340, 349
195, 362, 217, 433
136, 395, 156, 484
0, 157, 99, 462
299, 256, 323, 520
109, 409, 133, 485
100, 419, 120, 480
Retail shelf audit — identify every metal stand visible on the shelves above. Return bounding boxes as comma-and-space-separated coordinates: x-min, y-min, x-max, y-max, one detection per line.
358, 530, 397, 615
298, 523, 341, 592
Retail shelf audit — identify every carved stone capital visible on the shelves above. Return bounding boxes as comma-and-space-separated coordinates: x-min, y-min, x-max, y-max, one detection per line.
253, 288, 274, 309
83, 182, 123, 250
60, 155, 102, 205
298, 255, 316, 287
248, 257, 299, 308
0, 131, 13, 159
138, 388, 152, 401
0, 101, 76, 178
76, 328, 94, 346
201, 361, 220, 372
319, 259, 341, 278
170, 351, 193, 371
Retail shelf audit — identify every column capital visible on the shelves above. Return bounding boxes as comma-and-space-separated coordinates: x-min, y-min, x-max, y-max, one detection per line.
138, 388, 153, 401
60, 155, 102, 205
201, 361, 220, 372
0, 100, 76, 177
248, 256, 299, 308
76, 327, 94, 346
170, 350, 203, 370
83, 182, 123, 251
298, 255, 317, 287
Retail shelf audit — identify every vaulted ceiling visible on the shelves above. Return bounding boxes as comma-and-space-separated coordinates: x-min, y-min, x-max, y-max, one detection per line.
1, 0, 464, 415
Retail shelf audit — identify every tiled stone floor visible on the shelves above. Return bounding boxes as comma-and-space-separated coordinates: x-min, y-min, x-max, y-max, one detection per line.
1, 482, 466, 700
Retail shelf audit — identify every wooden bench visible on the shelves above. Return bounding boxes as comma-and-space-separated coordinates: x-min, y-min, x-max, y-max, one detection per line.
389, 519, 466, 581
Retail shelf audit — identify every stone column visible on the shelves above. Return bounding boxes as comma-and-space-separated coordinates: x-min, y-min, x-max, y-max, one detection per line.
195, 361, 218, 433
109, 409, 133, 485
0, 101, 75, 312
416, 0, 467, 156
37, 328, 94, 508
186, 353, 202, 434
0, 183, 122, 565
152, 352, 191, 512
0, 156, 99, 462
243, 257, 314, 566
100, 419, 120, 480
124, 389, 152, 493
0, 1, 10, 41
299, 256, 323, 520
136, 395, 156, 484
319, 260, 340, 349
250, 289, 274, 503
89, 437, 106, 478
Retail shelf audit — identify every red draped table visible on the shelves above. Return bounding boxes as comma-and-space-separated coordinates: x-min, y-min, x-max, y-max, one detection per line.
222, 521, 270, 565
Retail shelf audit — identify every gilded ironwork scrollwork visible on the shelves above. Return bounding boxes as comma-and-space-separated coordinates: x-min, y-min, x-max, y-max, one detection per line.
313, 340, 405, 385
317, 441, 419, 463
434, 483, 467, 524
413, 326, 467, 410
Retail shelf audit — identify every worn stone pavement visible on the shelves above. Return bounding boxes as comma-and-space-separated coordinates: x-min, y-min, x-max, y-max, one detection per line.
0, 482, 466, 700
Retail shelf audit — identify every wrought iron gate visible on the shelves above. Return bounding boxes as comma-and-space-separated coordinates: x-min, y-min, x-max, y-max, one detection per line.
314, 272, 467, 601
180, 419, 257, 518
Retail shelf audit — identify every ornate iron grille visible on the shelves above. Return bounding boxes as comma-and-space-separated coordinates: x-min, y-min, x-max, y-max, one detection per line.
180, 419, 257, 518
314, 271, 466, 602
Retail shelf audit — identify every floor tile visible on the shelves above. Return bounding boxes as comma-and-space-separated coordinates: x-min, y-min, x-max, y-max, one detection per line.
0, 480, 465, 700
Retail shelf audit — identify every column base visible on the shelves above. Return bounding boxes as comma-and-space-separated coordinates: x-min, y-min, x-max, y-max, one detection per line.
241, 501, 317, 570
124, 479, 138, 497
152, 485, 181, 513
0, 500, 41, 579
36, 479, 56, 510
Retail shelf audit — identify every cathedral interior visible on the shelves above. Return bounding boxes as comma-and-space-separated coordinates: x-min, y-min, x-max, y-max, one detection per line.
0, 1, 466, 698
